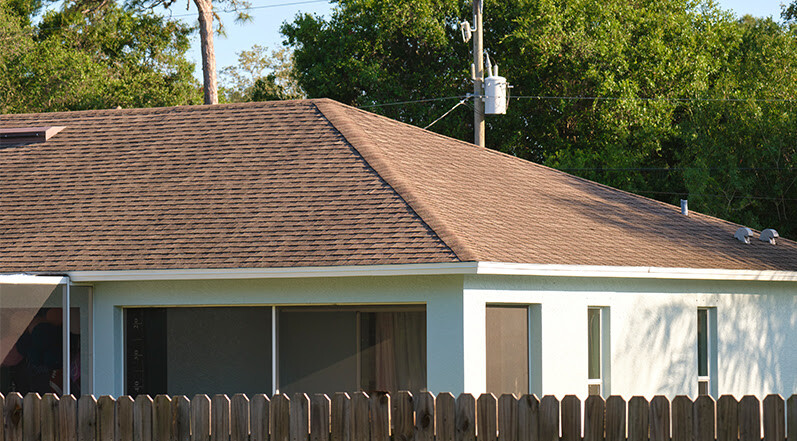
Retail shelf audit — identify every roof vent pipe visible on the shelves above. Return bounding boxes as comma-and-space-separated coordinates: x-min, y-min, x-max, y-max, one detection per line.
760, 229, 779, 245
734, 227, 753, 244
680, 199, 688, 216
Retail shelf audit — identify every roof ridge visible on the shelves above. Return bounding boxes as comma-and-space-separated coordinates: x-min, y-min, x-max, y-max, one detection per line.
313, 99, 477, 262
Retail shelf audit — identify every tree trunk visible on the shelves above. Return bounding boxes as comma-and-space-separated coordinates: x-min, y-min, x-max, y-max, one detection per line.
195, 0, 218, 104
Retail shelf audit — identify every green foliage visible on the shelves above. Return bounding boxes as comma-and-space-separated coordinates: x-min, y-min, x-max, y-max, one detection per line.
283, 0, 797, 239
219, 45, 304, 102
0, 0, 201, 113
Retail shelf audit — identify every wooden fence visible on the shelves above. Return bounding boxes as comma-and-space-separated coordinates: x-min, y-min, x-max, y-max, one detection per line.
0, 392, 795, 441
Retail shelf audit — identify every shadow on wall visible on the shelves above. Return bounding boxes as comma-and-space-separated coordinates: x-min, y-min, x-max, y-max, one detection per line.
615, 292, 797, 397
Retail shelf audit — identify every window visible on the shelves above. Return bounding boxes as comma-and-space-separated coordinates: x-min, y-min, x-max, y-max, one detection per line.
485, 304, 541, 396
125, 305, 426, 396
697, 307, 716, 396
588, 306, 609, 396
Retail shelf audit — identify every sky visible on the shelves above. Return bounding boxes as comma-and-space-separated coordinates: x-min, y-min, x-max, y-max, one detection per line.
163, 0, 787, 82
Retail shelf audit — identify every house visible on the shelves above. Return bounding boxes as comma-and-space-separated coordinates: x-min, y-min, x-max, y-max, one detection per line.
1, 99, 796, 399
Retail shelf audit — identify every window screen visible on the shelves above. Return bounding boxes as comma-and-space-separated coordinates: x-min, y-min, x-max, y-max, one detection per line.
486, 305, 529, 396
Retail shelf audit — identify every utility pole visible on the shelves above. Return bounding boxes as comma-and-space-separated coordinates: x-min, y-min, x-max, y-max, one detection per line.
473, 0, 485, 147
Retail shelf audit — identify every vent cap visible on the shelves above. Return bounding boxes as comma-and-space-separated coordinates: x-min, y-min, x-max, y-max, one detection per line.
0, 126, 65, 145
760, 229, 779, 245
734, 227, 753, 244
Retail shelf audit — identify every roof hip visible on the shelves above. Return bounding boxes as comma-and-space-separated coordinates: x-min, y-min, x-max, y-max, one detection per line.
314, 99, 477, 262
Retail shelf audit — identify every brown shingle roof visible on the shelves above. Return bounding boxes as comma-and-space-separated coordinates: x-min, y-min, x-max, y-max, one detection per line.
1, 98, 795, 273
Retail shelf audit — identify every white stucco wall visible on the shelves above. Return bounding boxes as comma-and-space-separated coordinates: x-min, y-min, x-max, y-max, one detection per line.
464, 275, 797, 399
90, 275, 465, 396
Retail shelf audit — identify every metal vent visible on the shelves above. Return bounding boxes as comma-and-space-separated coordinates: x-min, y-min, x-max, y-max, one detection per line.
760, 229, 779, 245
734, 227, 753, 244
0, 126, 65, 145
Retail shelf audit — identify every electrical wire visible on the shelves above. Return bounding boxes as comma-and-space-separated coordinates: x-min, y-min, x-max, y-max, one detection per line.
633, 190, 797, 202
511, 95, 797, 103
359, 96, 467, 109
423, 97, 469, 129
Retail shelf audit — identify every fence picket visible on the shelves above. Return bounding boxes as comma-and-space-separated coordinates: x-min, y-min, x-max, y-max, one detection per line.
211, 395, 231, 441
0, 393, 4, 441
393, 392, 413, 441
585, 395, 605, 441
369, 393, 389, 441
539, 396, 559, 441
153, 396, 171, 441
231, 394, 250, 441
694, 396, 715, 441
98, 396, 115, 441
42, 394, 60, 441
272, 395, 291, 441
561, 395, 580, 441
191, 395, 211, 441
650, 396, 670, 441
172, 396, 191, 441
61, 394, 78, 441
718, 396, 739, 441
455, 394, 476, 441
330, 393, 351, 441
672, 396, 693, 441
477, 394, 497, 441
133, 396, 153, 441
763, 395, 785, 441
497, 394, 517, 441
415, 392, 435, 441
251, 395, 270, 441
628, 397, 649, 441
291, 393, 310, 441
739, 396, 761, 441
310, 394, 330, 441
5, 393, 23, 441
351, 392, 369, 441
116, 396, 134, 441
605, 396, 625, 441
23, 394, 41, 441
787, 396, 797, 441
436, 393, 456, 441
517, 395, 539, 441
78, 395, 98, 441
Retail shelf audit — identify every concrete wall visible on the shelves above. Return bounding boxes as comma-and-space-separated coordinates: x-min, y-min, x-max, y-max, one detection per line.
90, 275, 465, 396
464, 275, 797, 399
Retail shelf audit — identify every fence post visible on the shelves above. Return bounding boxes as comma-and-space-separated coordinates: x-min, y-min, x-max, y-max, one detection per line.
561, 395, 580, 441
477, 394, 498, 441
436, 393, 456, 441
250, 395, 270, 441
694, 395, 715, 441
172, 396, 191, 441
538, 396, 559, 441
291, 394, 310, 441
61, 394, 79, 441
393, 392, 414, 441
585, 395, 605, 441
330, 393, 351, 441
42, 394, 60, 441
310, 394, 330, 441
517, 395, 539, 441
763, 395, 785, 441
650, 396, 670, 441
415, 392, 435, 441
23, 394, 41, 441
231, 394, 250, 441
117, 396, 134, 441
455, 394, 476, 441
605, 396, 625, 441
497, 394, 517, 441
739, 396, 761, 441
153, 396, 171, 441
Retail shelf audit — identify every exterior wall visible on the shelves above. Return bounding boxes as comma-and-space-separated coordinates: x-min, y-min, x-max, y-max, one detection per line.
464, 275, 797, 399
90, 275, 465, 396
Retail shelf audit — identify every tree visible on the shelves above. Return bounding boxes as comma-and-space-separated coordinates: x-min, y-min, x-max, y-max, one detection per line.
219, 44, 303, 102
1, 0, 201, 113
126, 0, 251, 105
283, 0, 797, 238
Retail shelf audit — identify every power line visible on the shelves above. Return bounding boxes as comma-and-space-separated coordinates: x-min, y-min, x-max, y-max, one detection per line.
359, 96, 467, 108
511, 95, 797, 103
423, 97, 469, 129
634, 190, 797, 202
560, 167, 795, 172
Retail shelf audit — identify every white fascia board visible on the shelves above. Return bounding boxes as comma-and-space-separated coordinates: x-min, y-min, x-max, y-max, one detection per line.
0, 274, 69, 285
68, 262, 480, 282
475, 262, 797, 282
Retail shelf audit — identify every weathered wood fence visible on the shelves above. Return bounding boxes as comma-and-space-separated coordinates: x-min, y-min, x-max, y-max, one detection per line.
0, 392, 795, 441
